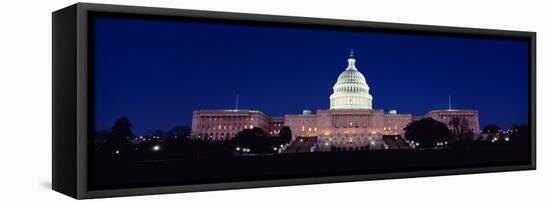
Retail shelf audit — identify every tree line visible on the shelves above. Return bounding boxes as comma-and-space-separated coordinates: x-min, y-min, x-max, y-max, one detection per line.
404, 117, 528, 149
94, 116, 293, 162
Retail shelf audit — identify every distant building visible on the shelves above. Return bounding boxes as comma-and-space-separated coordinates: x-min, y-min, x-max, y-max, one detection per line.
191, 110, 273, 141
190, 50, 480, 151
425, 109, 480, 135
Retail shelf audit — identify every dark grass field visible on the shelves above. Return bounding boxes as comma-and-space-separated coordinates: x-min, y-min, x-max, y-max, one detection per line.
92, 147, 530, 190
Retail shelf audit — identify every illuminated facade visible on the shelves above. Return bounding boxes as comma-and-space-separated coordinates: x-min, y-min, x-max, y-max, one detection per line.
190, 50, 480, 151
190, 109, 285, 141
329, 50, 373, 110
426, 109, 480, 134
191, 110, 273, 141
285, 109, 411, 151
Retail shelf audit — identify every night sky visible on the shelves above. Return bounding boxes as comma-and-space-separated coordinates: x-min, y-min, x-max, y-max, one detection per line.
93, 16, 529, 135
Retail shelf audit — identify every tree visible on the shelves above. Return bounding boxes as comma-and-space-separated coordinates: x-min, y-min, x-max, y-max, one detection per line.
168, 125, 191, 139
448, 117, 470, 135
232, 127, 273, 154
482, 124, 500, 134
404, 118, 452, 148
110, 117, 134, 148
278, 126, 292, 144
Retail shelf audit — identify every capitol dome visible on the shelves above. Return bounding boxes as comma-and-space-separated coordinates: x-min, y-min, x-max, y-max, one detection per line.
329, 50, 373, 110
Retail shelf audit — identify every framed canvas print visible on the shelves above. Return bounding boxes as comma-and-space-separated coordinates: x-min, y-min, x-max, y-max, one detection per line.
52, 3, 536, 199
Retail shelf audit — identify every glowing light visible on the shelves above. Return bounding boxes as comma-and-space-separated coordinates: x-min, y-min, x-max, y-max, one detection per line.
505, 137, 510, 142
152, 145, 160, 151
115, 150, 120, 154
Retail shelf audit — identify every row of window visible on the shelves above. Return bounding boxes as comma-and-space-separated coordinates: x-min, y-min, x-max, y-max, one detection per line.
335, 85, 367, 92
301, 126, 318, 132
296, 124, 402, 130
201, 116, 262, 121
194, 133, 235, 141
331, 97, 370, 105
197, 124, 254, 130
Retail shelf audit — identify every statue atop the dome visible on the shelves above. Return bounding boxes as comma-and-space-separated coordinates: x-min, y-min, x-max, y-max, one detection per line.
349, 48, 355, 59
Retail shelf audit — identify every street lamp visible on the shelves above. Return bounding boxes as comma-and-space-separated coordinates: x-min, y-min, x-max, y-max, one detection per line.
152, 145, 160, 151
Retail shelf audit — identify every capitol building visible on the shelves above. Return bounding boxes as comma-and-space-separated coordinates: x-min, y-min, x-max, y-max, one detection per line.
191, 50, 480, 151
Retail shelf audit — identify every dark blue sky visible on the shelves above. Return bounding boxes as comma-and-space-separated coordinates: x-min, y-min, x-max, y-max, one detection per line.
93, 16, 529, 135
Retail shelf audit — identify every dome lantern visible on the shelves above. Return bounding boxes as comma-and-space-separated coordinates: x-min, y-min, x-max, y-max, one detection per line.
347, 49, 357, 70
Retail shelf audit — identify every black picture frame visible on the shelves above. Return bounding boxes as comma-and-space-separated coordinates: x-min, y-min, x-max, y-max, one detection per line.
52, 2, 536, 199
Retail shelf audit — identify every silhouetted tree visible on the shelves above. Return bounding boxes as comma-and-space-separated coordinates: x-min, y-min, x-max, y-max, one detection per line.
448, 117, 470, 135
404, 118, 452, 148
482, 124, 500, 134
152, 129, 166, 137
449, 117, 475, 140
278, 126, 292, 144
168, 125, 191, 139
111, 117, 134, 141
109, 117, 135, 157
232, 127, 273, 154
145, 129, 166, 141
